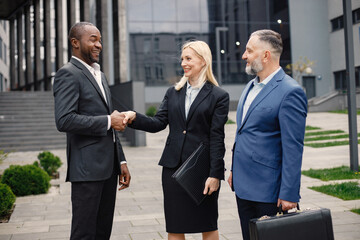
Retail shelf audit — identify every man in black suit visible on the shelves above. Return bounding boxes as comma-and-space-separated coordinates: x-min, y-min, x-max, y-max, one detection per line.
53, 22, 131, 240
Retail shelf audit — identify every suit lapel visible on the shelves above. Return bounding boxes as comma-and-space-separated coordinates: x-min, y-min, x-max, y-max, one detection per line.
186, 82, 212, 123
178, 85, 187, 122
236, 80, 254, 131
70, 58, 109, 108
240, 69, 285, 129
101, 73, 112, 112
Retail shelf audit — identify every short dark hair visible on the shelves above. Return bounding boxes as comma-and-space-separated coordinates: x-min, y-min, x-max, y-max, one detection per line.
251, 29, 283, 56
68, 22, 95, 42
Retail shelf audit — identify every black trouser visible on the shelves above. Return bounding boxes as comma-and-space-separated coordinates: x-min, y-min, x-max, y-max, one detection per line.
70, 170, 118, 240
236, 196, 278, 240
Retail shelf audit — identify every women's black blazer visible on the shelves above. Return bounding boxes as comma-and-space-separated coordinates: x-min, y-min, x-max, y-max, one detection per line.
130, 81, 229, 180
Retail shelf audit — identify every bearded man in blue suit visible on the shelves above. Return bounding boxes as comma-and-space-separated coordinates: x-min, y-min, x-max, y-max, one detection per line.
228, 29, 307, 240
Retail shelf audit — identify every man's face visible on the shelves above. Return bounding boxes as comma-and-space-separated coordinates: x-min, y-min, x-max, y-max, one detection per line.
242, 36, 264, 75
77, 25, 102, 65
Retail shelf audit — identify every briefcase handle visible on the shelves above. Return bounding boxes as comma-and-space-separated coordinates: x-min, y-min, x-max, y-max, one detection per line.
278, 203, 300, 215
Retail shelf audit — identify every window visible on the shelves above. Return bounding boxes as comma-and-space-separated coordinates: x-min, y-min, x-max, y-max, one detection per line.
273, 0, 288, 13
331, 8, 360, 32
144, 65, 151, 79
334, 67, 360, 90
0, 73, 3, 92
143, 38, 151, 54
331, 16, 344, 31
3, 43, 6, 65
0, 37, 2, 61
353, 8, 360, 24
175, 37, 182, 52
334, 70, 346, 90
154, 38, 159, 52
155, 64, 163, 79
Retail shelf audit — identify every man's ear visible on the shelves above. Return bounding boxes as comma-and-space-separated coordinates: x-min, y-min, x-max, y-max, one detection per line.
70, 38, 79, 49
263, 50, 271, 63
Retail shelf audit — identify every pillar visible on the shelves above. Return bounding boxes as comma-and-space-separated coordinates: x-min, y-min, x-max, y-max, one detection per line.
55, 0, 64, 70
33, 0, 41, 90
25, 5, 33, 90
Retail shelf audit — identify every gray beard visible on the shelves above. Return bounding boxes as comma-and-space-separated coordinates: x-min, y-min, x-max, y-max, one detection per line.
245, 57, 263, 75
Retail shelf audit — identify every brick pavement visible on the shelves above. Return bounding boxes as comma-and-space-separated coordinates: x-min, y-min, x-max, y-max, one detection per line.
0, 112, 359, 240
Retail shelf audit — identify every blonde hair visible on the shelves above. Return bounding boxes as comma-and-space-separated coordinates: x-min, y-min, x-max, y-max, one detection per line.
175, 40, 219, 91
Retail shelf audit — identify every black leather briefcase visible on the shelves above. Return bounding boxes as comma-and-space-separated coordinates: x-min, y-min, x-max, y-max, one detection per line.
249, 207, 334, 240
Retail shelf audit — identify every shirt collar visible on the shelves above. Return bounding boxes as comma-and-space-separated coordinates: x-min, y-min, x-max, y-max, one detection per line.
72, 56, 101, 73
255, 67, 281, 86
186, 80, 206, 91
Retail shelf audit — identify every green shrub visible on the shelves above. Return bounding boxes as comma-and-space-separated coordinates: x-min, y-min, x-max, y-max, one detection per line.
1, 165, 50, 196
37, 151, 62, 177
146, 106, 157, 117
0, 183, 16, 217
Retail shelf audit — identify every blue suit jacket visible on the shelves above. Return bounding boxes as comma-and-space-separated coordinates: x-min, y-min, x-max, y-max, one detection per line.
232, 68, 307, 203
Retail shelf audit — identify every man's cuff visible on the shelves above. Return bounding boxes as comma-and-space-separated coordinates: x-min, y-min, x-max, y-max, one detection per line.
120, 161, 127, 165
107, 115, 111, 130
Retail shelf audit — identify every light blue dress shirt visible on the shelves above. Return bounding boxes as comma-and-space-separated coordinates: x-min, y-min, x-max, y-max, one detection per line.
185, 81, 205, 119
241, 67, 281, 123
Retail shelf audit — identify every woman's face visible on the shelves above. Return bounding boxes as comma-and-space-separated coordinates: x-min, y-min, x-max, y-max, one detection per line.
181, 47, 205, 81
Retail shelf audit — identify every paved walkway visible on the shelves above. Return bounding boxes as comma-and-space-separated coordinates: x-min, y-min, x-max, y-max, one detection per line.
0, 112, 360, 240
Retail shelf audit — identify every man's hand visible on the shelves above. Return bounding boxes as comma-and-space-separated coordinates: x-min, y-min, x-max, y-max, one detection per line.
111, 110, 126, 131
118, 163, 131, 191
277, 199, 297, 211
203, 177, 220, 195
122, 111, 136, 125
227, 171, 233, 189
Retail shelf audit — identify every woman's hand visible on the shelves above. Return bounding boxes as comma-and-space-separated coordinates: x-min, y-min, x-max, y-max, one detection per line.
122, 111, 136, 125
203, 177, 220, 195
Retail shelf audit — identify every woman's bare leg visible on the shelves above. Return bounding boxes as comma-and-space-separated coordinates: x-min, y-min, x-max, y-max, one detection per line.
202, 230, 219, 240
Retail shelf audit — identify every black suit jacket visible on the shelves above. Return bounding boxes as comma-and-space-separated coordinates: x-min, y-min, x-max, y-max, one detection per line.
130, 82, 229, 180
53, 57, 126, 182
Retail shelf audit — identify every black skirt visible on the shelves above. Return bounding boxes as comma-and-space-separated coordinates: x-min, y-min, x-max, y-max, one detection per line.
162, 166, 220, 233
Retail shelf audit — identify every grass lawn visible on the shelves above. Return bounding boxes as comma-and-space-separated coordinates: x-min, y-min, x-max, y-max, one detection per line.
351, 208, 360, 215
305, 125, 321, 130
304, 133, 353, 142
305, 130, 344, 137
304, 140, 352, 148
309, 182, 360, 200
330, 109, 360, 115
302, 166, 360, 181
226, 118, 236, 124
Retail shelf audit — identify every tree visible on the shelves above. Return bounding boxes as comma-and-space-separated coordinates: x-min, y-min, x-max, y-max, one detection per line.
285, 56, 315, 85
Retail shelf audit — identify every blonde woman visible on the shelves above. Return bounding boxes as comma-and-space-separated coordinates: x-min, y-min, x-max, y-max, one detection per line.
124, 40, 229, 240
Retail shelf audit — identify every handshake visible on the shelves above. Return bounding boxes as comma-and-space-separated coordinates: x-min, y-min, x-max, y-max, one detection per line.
110, 110, 136, 131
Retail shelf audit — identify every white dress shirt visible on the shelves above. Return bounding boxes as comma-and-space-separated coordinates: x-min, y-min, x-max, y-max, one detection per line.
72, 56, 111, 130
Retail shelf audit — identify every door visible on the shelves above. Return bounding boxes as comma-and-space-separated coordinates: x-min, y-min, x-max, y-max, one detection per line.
302, 76, 316, 99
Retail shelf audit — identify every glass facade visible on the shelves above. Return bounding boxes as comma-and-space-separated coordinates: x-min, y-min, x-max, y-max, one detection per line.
126, 0, 291, 86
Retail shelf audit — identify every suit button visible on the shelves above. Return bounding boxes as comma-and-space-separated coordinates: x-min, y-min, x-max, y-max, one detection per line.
183, 130, 186, 134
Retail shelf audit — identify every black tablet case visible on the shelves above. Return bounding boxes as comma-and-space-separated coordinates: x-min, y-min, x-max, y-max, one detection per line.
172, 142, 209, 205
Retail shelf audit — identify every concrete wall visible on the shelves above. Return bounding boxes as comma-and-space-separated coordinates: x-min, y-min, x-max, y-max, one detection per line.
110, 81, 146, 146
288, 0, 333, 96
328, 0, 360, 72
309, 91, 360, 112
